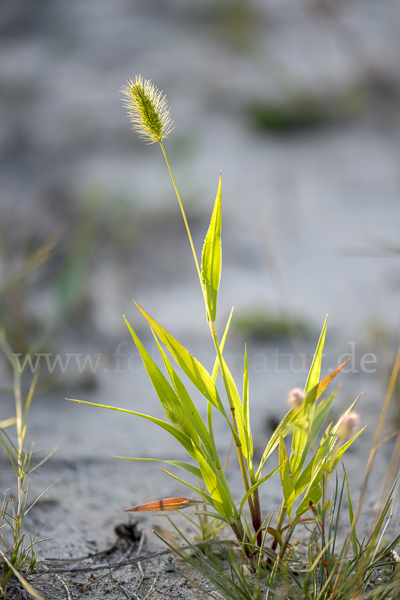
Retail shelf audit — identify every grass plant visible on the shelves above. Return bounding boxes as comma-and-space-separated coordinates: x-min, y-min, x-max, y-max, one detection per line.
0, 332, 56, 597
69, 76, 400, 598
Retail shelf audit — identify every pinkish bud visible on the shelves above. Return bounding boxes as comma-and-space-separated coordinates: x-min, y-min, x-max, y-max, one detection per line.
287, 387, 304, 407
337, 412, 360, 440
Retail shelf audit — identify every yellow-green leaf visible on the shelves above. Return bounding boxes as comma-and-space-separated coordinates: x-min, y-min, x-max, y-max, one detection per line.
0, 417, 17, 429
192, 443, 235, 519
220, 354, 247, 458
68, 398, 195, 457
152, 333, 211, 452
201, 174, 222, 323
304, 316, 327, 393
239, 464, 281, 516
279, 434, 295, 521
124, 317, 200, 444
242, 346, 253, 464
290, 354, 348, 478
133, 302, 227, 418
158, 467, 218, 515
255, 406, 300, 480
211, 307, 234, 382
114, 456, 203, 480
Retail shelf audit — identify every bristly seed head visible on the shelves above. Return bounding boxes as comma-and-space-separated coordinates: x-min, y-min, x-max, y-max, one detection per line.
121, 75, 174, 144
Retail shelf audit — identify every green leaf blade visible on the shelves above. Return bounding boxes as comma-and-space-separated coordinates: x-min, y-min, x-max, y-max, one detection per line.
279, 434, 295, 521
343, 465, 358, 558
132, 302, 227, 418
239, 464, 281, 516
242, 346, 253, 464
255, 406, 300, 480
68, 398, 195, 458
158, 467, 217, 511
124, 317, 200, 445
220, 355, 248, 459
152, 333, 211, 452
211, 307, 234, 382
114, 457, 203, 480
305, 316, 327, 393
201, 174, 222, 323
191, 443, 235, 519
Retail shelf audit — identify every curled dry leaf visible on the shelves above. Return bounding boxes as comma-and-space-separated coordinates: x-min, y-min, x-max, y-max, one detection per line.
123, 497, 202, 512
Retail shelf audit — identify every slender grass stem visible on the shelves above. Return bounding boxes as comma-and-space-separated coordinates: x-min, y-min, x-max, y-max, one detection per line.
209, 321, 253, 516
320, 475, 330, 582
159, 142, 205, 299
278, 514, 300, 565
269, 502, 287, 561
251, 485, 263, 547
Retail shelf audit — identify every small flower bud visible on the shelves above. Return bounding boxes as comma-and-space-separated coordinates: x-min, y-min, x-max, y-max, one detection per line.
337, 411, 360, 441
121, 75, 174, 144
287, 387, 304, 407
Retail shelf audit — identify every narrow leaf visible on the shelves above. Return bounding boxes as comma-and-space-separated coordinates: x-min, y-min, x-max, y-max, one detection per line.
0, 417, 17, 429
242, 345, 253, 464
365, 470, 400, 551
256, 406, 300, 480
124, 497, 202, 512
22, 364, 40, 428
0, 550, 45, 600
158, 467, 218, 514
207, 402, 222, 474
305, 316, 327, 393
331, 394, 362, 436
308, 539, 333, 573
132, 303, 227, 418
292, 392, 337, 482
124, 318, 199, 444
113, 457, 202, 480
0, 432, 18, 474
327, 426, 366, 472
280, 434, 295, 521
206, 402, 239, 507
239, 464, 281, 516
296, 480, 324, 516
343, 465, 358, 558
294, 431, 337, 507
67, 398, 195, 457
152, 333, 211, 451
211, 307, 234, 382
307, 359, 350, 406
290, 359, 349, 478
220, 354, 247, 459
201, 174, 222, 323
191, 443, 235, 519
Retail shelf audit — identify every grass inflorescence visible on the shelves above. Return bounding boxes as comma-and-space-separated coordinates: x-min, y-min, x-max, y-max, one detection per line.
121, 75, 173, 144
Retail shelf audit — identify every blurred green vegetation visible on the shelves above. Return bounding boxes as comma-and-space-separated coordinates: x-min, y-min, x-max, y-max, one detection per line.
247, 89, 365, 133
0, 185, 139, 359
233, 307, 310, 341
